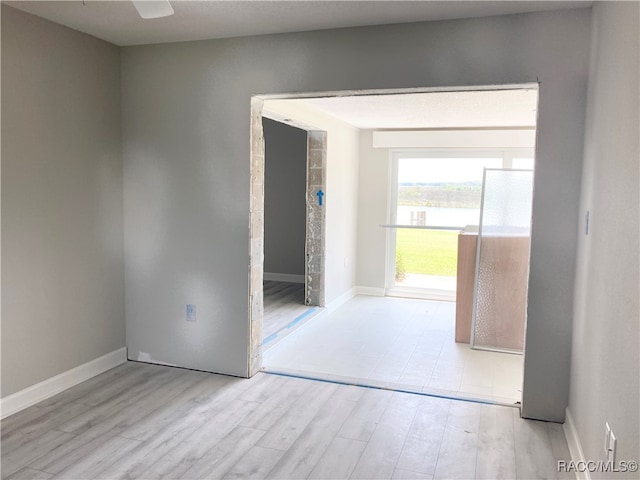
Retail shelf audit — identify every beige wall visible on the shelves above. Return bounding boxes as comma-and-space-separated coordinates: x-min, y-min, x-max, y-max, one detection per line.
1, 6, 124, 397
569, 2, 639, 475
356, 130, 389, 293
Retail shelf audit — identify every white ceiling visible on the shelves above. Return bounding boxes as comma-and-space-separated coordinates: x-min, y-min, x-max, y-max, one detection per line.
275, 88, 539, 129
264, 88, 538, 130
5, 0, 591, 47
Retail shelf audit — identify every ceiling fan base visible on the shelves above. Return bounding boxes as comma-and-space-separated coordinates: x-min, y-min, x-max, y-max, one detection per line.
132, 0, 174, 20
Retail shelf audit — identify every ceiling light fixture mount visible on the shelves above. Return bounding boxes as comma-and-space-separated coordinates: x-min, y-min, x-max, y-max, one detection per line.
132, 0, 174, 19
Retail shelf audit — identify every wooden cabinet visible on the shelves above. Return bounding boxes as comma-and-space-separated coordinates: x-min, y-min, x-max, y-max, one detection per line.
455, 226, 529, 351
455, 227, 477, 344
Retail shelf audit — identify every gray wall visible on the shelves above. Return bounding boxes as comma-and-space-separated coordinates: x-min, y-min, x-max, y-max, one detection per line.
122, 7, 591, 420
1, 7, 124, 396
262, 118, 306, 277
569, 2, 639, 475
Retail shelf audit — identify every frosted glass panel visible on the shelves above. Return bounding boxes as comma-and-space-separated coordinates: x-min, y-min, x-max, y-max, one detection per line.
472, 169, 533, 352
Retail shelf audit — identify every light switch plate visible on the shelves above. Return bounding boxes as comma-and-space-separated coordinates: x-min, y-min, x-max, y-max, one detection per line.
585, 210, 590, 235
608, 431, 617, 462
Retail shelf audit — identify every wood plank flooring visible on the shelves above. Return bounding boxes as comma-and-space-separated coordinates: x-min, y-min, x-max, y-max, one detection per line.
263, 281, 313, 342
1, 362, 572, 480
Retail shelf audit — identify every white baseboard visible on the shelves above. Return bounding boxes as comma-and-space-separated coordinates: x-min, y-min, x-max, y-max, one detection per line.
564, 408, 590, 480
264, 272, 305, 284
326, 287, 357, 314
356, 286, 386, 296
386, 287, 455, 302
1, 347, 127, 419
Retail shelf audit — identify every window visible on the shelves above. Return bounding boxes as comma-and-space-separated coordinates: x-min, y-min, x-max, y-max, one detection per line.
387, 149, 534, 299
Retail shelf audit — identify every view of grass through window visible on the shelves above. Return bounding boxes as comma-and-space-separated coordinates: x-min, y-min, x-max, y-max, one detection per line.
394, 156, 502, 284
395, 229, 458, 279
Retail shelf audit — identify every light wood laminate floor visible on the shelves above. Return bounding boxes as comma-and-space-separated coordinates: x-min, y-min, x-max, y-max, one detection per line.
263, 281, 313, 343
1, 361, 571, 480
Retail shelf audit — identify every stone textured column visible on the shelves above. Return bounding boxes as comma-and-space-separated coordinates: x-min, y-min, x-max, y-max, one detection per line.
306, 131, 326, 307
248, 97, 265, 377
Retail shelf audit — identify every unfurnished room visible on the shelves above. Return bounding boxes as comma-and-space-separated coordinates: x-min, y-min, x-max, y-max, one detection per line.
1, 1, 638, 479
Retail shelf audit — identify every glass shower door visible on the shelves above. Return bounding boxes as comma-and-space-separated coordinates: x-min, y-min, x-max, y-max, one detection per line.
471, 169, 534, 353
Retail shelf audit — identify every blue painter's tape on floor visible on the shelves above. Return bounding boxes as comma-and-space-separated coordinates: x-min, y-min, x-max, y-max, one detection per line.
263, 333, 279, 345
263, 307, 318, 346
262, 368, 512, 407
286, 307, 317, 329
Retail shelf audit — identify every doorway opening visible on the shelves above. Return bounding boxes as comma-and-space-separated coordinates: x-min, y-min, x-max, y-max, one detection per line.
261, 118, 318, 349
248, 98, 327, 375
250, 85, 538, 407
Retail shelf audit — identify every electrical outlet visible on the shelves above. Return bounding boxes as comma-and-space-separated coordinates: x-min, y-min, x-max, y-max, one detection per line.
608, 431, 617, 463
186, 304, 196, 322
605, 422, 611, 455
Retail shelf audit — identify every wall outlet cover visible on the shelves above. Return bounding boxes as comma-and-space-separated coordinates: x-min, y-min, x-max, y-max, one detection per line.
186, 304, 196, 322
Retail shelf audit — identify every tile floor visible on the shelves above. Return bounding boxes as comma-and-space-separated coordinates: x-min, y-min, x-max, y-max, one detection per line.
263, 295, 523, 405
396, 274, 457, 291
